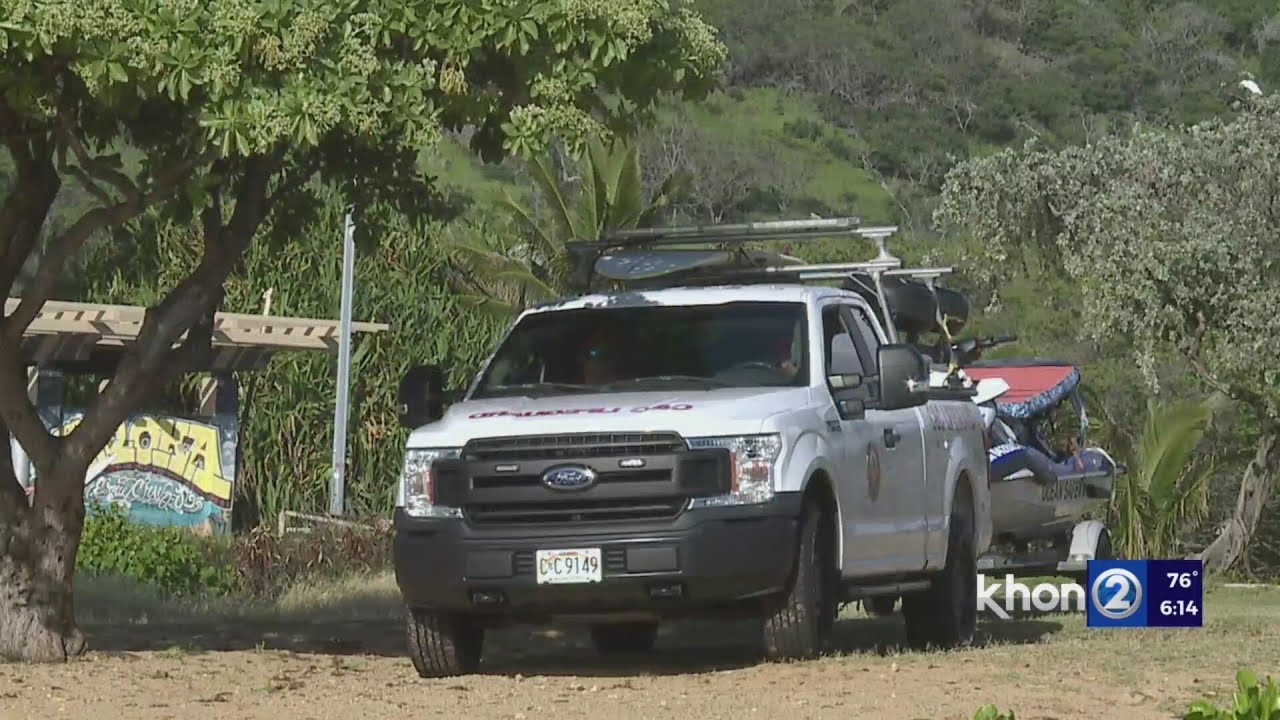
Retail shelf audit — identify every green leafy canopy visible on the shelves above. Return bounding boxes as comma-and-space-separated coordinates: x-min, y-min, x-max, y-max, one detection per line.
933, 94, 1280, 424
0, 0, 726, 212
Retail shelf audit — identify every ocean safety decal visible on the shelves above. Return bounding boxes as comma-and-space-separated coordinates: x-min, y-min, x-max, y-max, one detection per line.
469, 403, 694, 419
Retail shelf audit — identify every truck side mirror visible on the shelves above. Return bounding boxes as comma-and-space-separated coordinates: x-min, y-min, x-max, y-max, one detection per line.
397, 364, 446, 428
877, 344, 928, 410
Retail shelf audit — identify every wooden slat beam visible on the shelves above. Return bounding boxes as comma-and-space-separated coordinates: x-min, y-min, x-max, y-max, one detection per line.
6, 297, 387, 351
5, 297, 391, 373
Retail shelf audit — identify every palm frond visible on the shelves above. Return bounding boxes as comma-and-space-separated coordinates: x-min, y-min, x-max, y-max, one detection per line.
609, 143, 645, 229
1139, 397, 1214, 512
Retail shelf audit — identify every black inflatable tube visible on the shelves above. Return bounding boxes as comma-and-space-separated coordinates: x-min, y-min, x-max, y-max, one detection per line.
843, 273, 970, 336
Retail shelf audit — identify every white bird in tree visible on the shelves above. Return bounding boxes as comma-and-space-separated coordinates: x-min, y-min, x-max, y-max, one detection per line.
1240, 78, 1262, 96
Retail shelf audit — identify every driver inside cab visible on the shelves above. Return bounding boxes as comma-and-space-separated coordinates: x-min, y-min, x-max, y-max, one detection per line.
774, 318, 804, 381
576, 328, 620, 385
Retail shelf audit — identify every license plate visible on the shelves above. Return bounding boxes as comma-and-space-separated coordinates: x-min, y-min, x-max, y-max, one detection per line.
535, 548, 602, 585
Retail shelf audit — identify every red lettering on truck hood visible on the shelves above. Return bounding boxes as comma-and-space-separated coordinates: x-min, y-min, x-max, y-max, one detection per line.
469, 403, 694, 419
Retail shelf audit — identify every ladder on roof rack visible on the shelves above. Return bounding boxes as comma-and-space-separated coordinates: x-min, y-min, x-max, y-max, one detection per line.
565, 216, 954, 344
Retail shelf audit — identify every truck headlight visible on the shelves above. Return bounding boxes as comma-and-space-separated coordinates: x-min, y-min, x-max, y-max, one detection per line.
686, 434, 782, 507
397, 448, 462, 519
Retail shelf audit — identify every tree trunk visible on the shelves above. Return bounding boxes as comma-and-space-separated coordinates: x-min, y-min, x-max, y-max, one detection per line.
1194, 431, 1279, 577
0, 455, 89, 662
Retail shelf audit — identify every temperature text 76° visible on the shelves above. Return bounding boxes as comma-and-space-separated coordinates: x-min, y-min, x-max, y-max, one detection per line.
1168, 571, 1199, 588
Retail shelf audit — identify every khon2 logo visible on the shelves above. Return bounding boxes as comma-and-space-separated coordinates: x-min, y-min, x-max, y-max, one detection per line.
978, 559, 1203, 628
1089, 564, 1144, 625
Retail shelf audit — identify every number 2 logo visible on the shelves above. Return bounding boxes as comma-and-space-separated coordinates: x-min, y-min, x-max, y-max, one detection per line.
1091, 568, 1143, 620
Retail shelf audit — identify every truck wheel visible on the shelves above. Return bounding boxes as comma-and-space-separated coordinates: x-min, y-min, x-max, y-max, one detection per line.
902, 486, 977, 651
589, 621, 659, 655
405, 608, 483, 678
762, 495, 833, 661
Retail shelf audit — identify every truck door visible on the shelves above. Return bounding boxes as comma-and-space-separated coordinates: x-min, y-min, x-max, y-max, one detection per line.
817, 302, 878, 577
840, 304, 929, 574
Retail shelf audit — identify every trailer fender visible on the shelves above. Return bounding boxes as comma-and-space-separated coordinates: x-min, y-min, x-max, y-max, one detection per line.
1066, 520, 1108, 563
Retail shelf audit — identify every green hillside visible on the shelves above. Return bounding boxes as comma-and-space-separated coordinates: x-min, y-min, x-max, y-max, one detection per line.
424, 0, 1274, 245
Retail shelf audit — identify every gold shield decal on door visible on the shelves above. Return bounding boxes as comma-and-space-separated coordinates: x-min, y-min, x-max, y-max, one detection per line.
866, 444, 881, 502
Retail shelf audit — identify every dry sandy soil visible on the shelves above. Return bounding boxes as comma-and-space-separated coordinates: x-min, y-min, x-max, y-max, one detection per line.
1, 576, 1275, 720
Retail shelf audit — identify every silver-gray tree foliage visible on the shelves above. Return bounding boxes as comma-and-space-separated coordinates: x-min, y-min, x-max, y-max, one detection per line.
933, 93, 1280, 576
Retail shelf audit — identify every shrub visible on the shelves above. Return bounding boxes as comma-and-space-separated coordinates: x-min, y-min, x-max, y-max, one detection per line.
231, 520, 392, 597
973, 705, 1015, 720
77, 503, 237, 596
1184, 669, 1280, 720
783, 117, 825, 142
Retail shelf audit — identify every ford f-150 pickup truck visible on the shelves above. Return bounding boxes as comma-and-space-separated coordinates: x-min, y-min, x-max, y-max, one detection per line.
391, 218, 991, 677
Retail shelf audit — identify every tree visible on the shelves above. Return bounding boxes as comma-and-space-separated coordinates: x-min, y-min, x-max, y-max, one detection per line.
0, 0, 725, 662
933, 93, 1280, 577
443, 134, 687, 314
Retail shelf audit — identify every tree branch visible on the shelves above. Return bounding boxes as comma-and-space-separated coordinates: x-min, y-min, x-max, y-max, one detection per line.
54, 144, 113, 208
262, 153, 320, 215
54, 110, 141, 206
59, 153, 279, 469
1, 151, 214, 344
57, 273, 222, 471
0, 350, 56, 472
0, 97, 37, 172
0, 148, 60, 298
1186, 310, 1275, 423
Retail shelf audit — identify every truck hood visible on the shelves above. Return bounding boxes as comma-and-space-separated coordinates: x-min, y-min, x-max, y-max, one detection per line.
406, 387, 812, 448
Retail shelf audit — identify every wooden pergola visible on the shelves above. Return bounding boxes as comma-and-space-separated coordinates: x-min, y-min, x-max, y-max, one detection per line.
7, 298, 390, 374
7, 297, 391, 529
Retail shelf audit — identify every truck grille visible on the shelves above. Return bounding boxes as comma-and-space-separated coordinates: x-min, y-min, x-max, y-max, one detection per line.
438, 431, 726, 527
463, 432, 686, 462
467, 497, 687, 526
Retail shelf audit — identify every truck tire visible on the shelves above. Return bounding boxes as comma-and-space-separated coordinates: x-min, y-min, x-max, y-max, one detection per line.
901, 485, 977, 650
589, 621, 659, 655
406, 608, 484, 678
762, 495, 833, 661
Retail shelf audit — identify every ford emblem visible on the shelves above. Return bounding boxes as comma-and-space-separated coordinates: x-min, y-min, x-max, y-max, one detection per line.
541, 464, 598, 491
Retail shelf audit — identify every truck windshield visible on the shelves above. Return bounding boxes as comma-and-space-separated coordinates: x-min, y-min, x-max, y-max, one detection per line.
472, 301, 809, 398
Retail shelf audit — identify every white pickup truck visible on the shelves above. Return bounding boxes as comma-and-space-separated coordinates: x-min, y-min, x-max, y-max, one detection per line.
391, 219, 991, 677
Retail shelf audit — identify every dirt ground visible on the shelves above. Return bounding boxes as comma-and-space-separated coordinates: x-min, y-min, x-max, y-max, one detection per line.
1, 582, 1275, 720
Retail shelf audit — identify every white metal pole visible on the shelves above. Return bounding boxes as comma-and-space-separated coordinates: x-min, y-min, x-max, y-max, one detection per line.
330, 209, 356, 516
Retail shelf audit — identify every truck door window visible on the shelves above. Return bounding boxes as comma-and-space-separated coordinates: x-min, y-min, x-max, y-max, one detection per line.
838, 304, 883, 400
841, 305, 881, 371
822, 305, 864, 376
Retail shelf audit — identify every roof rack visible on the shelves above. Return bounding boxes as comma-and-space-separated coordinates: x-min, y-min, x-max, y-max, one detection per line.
598, 217, 897, 247
566, 216, 963, 345
567, 217, 901, 289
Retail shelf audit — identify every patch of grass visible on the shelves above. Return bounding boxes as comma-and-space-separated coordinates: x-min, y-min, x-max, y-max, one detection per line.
76, 570, 403, 626
680, 88, 896, 223
827, 584, 1279, 715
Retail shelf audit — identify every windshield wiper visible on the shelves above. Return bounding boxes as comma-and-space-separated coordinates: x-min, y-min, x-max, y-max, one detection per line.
601, 375, 735, 391
485, 382, 597, 397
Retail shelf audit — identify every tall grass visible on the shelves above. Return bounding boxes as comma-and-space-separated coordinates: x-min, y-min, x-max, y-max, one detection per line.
75, 191, 507, 526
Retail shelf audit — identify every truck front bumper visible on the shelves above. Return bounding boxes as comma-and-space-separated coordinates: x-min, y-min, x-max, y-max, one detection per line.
393, 493, 802, 621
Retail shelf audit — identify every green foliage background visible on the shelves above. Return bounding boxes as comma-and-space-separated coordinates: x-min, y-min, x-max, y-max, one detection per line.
8, 0, 1279, 573
74, 193, 506, 525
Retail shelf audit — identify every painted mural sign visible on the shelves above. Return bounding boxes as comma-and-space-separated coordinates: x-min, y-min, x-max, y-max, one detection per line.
22, 410, 238, 533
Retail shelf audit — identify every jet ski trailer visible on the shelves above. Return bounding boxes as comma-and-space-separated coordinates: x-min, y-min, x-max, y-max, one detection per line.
963, 360, 1124, 580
